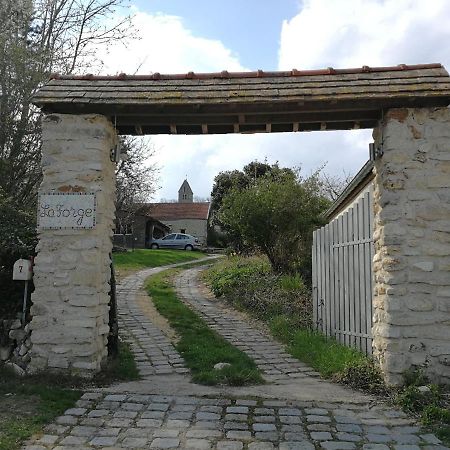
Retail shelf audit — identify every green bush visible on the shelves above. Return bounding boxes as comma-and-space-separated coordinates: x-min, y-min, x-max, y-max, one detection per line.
218, 173, 330, 277
0, 194, 37, 321
335, 359, 387, 395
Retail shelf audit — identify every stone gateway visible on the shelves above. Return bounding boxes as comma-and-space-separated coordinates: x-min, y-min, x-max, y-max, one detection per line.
30, 64, 450, 384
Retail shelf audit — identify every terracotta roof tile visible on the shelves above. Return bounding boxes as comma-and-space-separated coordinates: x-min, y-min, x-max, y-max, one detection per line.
48, 63, 443, 81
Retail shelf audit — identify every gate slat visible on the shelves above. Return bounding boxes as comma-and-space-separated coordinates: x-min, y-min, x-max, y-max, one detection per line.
364, 192, 374, 355
312, 230, 318, 331
348, 206, 355, 348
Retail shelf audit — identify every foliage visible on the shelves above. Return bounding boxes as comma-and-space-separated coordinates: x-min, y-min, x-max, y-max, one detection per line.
218, 172, 330, 276
146, 269, 263, 386
334, 358, 387, 395
205, 255, 312, 328
0, 192, 37, 320
270, 317, 368, 377
395, 369, 450, 444
210, 160, 296, 248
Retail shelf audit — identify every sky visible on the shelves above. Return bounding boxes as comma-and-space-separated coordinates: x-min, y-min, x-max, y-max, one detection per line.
100, 0, 450, 201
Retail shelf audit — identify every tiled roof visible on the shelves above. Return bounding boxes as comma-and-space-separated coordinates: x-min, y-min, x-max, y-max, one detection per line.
44, 63, 447, 81
32, 64, 450, 135
145, 203, 210, 221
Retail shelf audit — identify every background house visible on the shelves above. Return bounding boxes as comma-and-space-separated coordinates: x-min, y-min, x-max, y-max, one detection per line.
115, 180, 210, 248
148, 180, 210, 245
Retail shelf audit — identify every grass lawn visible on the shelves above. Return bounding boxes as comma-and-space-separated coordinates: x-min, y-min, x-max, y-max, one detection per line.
113, 249, 207, 278
0, 368, 81, 450
145, 269, 263, 386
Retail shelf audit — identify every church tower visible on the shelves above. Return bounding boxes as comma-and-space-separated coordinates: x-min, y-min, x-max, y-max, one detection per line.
178, 179, 193, 203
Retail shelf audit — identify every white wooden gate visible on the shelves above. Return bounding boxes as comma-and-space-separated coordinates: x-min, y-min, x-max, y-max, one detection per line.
312, 190, 374, 355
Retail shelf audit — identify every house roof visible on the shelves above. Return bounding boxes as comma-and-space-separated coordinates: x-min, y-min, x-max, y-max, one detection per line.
32, 63, 450, 135
145, 203, 210, 220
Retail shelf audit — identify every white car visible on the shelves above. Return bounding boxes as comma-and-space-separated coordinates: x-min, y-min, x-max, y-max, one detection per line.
149, 233, 199, 251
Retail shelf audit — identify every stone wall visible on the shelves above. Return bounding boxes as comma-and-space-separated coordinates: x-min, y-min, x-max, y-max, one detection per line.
28, 114, 117, 376
372, 107, 450, 385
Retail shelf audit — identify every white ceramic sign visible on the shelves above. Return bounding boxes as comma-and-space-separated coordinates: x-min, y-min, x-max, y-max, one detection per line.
38, 193, 96, 229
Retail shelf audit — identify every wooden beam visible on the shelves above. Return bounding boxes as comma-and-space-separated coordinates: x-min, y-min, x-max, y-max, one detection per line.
114, 110, 381, 126
293, 122, 299, 132
201, 124, 208, 134
135, 125, 143, 135
238, 114, 246, 124
233, 123, 240, 133
170, 124, 177, 134
320, 122, 327, 131
266, 123, 272, 133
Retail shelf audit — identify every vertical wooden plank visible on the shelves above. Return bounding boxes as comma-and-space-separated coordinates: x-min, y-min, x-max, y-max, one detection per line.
324, 224, 330, 336
348, 206, 355, 349
367, 191, 374, 355
329, 219, 336, 340
353, 199, 365, 352
312, 230, 318, 331
338, 214, 345, 344
343, 210, 349, 347
320, 227, 327, 335
316, 229, 322, 332
359, 197, 369, 354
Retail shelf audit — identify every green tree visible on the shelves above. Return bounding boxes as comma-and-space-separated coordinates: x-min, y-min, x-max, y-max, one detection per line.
218, 173, 330, 279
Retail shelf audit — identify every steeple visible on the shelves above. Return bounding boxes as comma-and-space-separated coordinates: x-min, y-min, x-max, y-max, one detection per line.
178, 179, 193, 203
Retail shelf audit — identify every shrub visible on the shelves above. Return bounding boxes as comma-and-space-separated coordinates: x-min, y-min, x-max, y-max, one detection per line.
218, 173, 330, 278
205, 255, 312, 328
0, 194, 37, 321
335, 359, 387, 395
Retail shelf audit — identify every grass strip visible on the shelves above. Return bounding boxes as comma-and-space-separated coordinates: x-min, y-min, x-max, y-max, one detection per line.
113, 248, 206, 272
145, 269, 264, 386
0, 368, 81, 450
270, 315, 368, 377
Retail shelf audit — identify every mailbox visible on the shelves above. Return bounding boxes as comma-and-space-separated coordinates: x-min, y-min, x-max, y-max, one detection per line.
13, 259, 33, 281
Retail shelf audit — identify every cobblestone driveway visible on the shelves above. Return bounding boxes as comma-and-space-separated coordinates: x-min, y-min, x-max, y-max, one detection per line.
24, 261, 448, 450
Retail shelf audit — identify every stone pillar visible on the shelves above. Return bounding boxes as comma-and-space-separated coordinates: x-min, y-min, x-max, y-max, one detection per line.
28, 114, 117, 376
372, 107, 450, 385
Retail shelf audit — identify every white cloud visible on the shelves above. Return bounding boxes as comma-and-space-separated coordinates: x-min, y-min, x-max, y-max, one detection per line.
279, 0, 450, 70
104, 1, 450, 201
101, 10, 245, 74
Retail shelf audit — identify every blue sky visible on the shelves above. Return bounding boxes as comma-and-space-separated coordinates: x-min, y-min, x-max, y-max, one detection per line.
101, 0, 450, 200
133, 0, 300, 70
